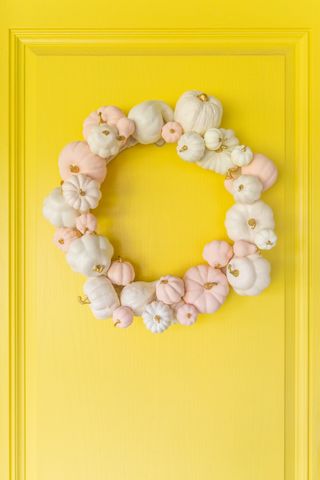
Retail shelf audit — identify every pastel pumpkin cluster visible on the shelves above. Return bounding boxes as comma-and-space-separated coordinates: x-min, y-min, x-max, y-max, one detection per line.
43, 90, 278, 333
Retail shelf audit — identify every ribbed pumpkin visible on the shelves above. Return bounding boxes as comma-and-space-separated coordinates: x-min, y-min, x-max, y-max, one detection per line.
83, 276, 120, 319
156, 275, 185, 305
58, 141, 107, 183
107, 258, 135, 286
202, 240, 233, 268
241, 153, 278, 191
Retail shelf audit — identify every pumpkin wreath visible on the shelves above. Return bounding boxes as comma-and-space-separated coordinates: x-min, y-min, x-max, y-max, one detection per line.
43, 90, 278, 333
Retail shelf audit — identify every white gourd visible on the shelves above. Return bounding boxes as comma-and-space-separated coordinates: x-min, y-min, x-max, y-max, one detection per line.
87, 124, 120, 159
231, 175, 263, 203
177, 132, 205, 162
197, 148, 234, 174
62, 174, 101, 212
231, 145, 253, 167
43, 187, 78, 227
66, 234, 114, 277
226, 254, 271, 296
120, 281, 157, 315
204, 128, 223, 150
254, 228, 277, 250
225, 200, 275, 243
219, 128, 239, 148
142, 301, 173, 334
83, 277, 120, 319
174, 90, 223, 135
128, 100, 173, 144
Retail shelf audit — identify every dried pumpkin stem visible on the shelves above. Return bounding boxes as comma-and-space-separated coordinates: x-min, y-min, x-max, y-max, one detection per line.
204, 281, 218, 290
78, 295, 91, 305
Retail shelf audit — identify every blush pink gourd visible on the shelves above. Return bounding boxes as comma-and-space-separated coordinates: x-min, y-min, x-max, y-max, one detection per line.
58, 141, 107, 183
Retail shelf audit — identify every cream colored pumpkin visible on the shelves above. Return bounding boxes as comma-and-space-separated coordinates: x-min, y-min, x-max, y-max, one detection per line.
231, 145, 253, 167
204, 128, 223, 150
225, 201, 275, 243
226, 254, 271, 296
87, 124, 120, 159
120, 281, 156, 315
177, 132, 205, 162
142, 301, 173, 334
66, 234, 114, 277
219, 128, 239, 148
254, 229, 277, 250
174, 90, 223, 135
197, 148, 234, 174
62, 174, 101, 212
83, 276, 120, 319
43, 187, 78, 228
231, 175, 263, 204
128, 100, 173, 144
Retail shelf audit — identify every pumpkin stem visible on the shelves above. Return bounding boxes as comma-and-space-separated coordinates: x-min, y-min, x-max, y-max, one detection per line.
240, 145, 247, 152
204, 281, 218, 290
227, 264, 240, 277
225, 166, 240, 180
179, 145, 188, 152
102, 129, 110, 136
92, 264, 105, 273
117, 256, 123, 263
70, 164, 80, 173
113, 320, 121, 327
160, 279, 168, 284
154, 315, 161, 323
247, 218, 257, 229
98, 111, 104, 125
197, 93, 209, 102
78, 295, 91, 305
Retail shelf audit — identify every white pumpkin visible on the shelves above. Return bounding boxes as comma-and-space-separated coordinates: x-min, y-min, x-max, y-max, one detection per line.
62, 174, 101, 212
231, 175, 263, 204
254, 228, 277, 250
197, 148, 234, 174
128, 100, 173, 144
225, 201, 275, 243
219, 128, 239, 148
120, 281, 156, 315
226, 254, 271, 296
142, 301, 173, 334
43, 187, 78, 227
87, 124, 120, 159
177, 132, 205, 162
231, 145, 253, 167
66, 234, 114, 277
83, 276, 120, 319
204, 128, 223, 150
174, 90, 223, 135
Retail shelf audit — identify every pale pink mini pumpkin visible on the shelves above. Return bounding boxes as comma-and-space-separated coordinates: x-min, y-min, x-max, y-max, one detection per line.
102, 105, 126, 127
241, 153, 278, 191
53, 227, 80, 252
203, 240, 233, 268
116, 117, 135, 139
176, 303, 198, 326
83, 106, 126, 140
58, 141, 107, 183
156, 275, 185, 305
233, 240, 258, 257
184, 265, 229, 314
76, 213, 97, 234
161, 121, 183, 143
107, 258, 135, 286
112, 306, 134, 328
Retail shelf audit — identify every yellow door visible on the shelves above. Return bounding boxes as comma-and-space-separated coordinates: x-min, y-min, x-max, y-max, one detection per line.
1, 2, 319, 479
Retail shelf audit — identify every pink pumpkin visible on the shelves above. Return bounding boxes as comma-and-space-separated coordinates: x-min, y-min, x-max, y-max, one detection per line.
76, 213, 97, 234
53, 227, 80, 252
224, 178, 234, 194
116, 117, 135, 139
156, 275, 185, 305
233, 240, 257, 257
58, 141, 107, 183
112, 306, 134, 328
161, 121, 183, 143
107, 258, 135, 286
203, 240, 233, 268
241, 153, 278, 191
184, 265, 229, 314
176, 303, 198, 326
102, 105, 126, 127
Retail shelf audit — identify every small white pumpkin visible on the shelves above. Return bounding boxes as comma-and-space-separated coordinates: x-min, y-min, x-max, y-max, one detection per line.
226, 254, 271, 296
43, 187, 78, 227
197, 148, 234, 174
220, 128, 239, 148
120, 281, 156, 316
231, 145, 253, 167
142, 301, 173, 334
87, 124, 120, 159
204, 128, 223, 150
66, 234, 114, 277
83, 276, 120, 319
62, 174, 101, 212
174, 90, 223, 135
231, 175, 263, 204
225, 201, 275, 243
254, 229, 277, 250
177, 132, 205, 162
128, 100, 173, 144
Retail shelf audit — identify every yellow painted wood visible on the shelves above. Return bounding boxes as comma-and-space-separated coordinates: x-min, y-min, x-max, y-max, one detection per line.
0, 5, 319, 480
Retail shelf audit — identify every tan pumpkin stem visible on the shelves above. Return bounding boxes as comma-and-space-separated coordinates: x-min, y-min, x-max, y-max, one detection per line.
226, 166, 240, 180
98, 111, 104, 125
154, 315, 161, 323
228, 264, 239, 277
92, 264, 105, 273
70, 164, 80, 173
197, 93, 209, 102
247, 218, 257, 229
78, 295, 91, 305
113, 320, 121, 327
204, 281, 218, 290
179, 145, 188, 152
160, 279, 168, 284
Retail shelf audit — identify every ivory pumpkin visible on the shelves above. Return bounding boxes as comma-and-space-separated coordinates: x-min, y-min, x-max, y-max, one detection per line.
204, 128, 223, 150
226, 254, 271, 296
62, 174, 101, 212
128, 100, 173, 144
219, 128, 239, 148
233, 240, 257, 257
242, 153, 278, 191
254, 228, 277, 250
177, 132, 205, 162
197, 148, 234, 175
112, 306, 134, 328
66, 234, 114, 277
83, 276, 120, 319
58, 141, 107, 183
107, 258, 135, 286
120, 281, 156, 315
161, 121, 183, 143
231, 145, 253, 167
202, 240, 233, 268
231, 175, 263, 204
43, 187, 78, 228
87, 124, 120, 159
142, 301, 173, 334
225, 201, 275, 243
184, 265, 229, 314
156, 275, 185, 305
174, 90, 223, 135
75, 213, 97, 234
176, 303, 198, 326
53, 227, 80, 252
